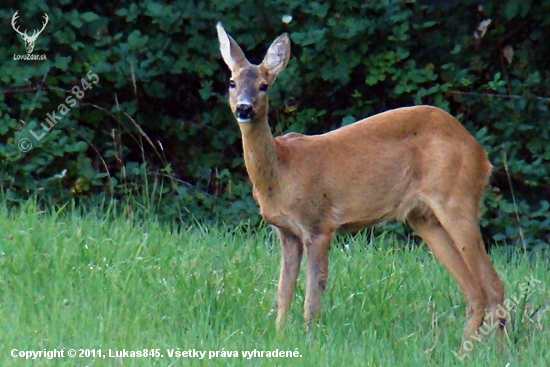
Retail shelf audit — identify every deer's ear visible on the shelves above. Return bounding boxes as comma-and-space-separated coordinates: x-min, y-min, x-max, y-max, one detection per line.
217, 22, 247, 71
262, 33, 290, 78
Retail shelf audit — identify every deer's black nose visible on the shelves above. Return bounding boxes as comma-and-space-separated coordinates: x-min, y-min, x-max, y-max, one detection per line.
235, 103, 254, 120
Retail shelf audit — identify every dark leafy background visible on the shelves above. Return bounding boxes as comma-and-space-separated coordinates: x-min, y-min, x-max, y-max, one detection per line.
0, 0, 549, 253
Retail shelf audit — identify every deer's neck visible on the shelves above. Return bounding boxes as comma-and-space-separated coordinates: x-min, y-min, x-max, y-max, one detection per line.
239, 118, 280, 195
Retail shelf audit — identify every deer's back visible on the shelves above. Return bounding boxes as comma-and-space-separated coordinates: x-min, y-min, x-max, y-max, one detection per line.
276, 105, 490, 177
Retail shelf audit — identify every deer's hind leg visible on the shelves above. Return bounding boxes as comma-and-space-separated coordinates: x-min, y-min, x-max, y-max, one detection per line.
429, 200, 506, 337
407, 209, 487, 344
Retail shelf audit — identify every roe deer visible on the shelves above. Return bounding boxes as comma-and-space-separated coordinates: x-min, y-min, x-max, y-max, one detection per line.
216, 22, 505, 348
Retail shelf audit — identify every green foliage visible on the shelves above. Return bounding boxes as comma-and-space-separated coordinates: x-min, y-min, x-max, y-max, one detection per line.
0, 0, 549, 250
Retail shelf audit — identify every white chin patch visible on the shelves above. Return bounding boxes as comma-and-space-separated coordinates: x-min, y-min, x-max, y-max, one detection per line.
237, 118, 251, 123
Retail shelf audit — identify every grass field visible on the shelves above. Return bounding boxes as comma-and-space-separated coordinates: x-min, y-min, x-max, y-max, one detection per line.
0, 201, 548, 366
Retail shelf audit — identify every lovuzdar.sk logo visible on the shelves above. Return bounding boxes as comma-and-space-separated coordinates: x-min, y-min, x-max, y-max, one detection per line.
11, 10, 48, 61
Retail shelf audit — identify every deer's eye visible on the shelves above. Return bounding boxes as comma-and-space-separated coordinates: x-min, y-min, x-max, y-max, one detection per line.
229, 80, 236, 89
259, 83, 269, 92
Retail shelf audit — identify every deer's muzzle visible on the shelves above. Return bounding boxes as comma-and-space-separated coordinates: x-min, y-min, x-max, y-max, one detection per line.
235, 103, 255, 121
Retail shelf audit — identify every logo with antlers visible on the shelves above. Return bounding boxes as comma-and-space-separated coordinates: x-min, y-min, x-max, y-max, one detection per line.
11, 11, 49, 54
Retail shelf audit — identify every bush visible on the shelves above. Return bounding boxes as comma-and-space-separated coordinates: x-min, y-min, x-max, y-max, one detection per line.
1, 0, 548, 250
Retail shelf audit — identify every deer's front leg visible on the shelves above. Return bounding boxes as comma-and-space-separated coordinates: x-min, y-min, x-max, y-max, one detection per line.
276, 228, 304, 331
304, 232, 332, 328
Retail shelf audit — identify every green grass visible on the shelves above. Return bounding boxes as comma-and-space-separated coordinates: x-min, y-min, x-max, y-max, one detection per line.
0, 202, 548, 366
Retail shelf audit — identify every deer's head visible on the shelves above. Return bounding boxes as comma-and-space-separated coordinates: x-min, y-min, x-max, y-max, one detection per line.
12, 11, 49, 54
216, 22, 290, 123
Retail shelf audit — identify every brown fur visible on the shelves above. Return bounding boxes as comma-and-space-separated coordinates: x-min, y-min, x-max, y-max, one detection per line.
216, 22, 505, 348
